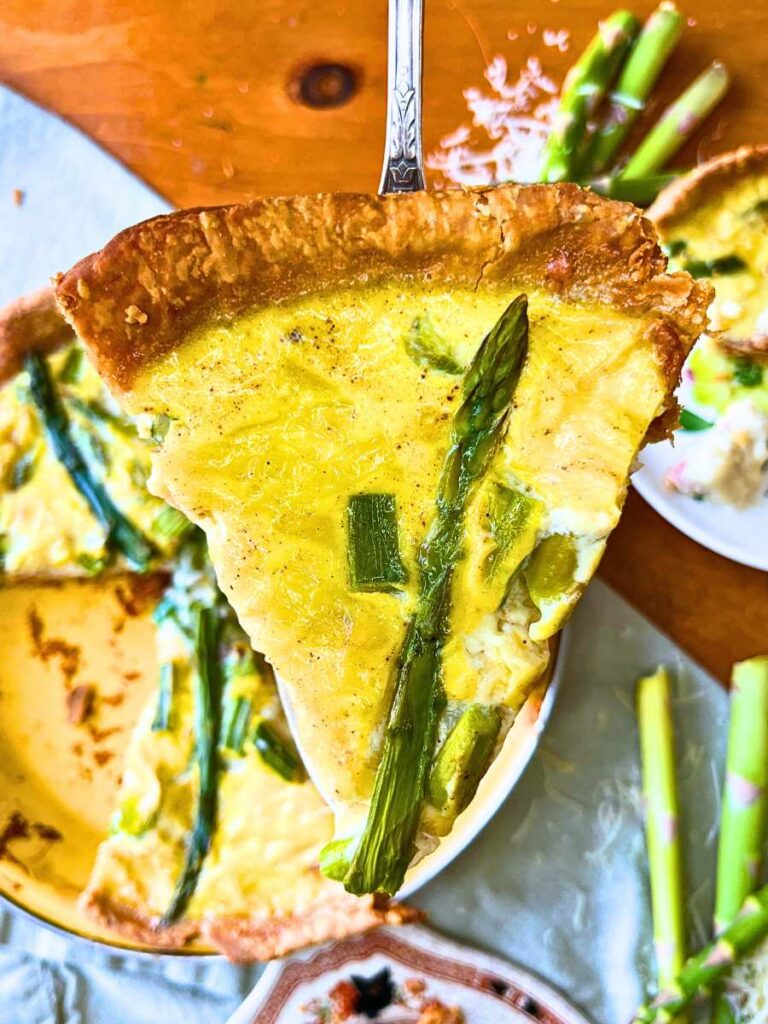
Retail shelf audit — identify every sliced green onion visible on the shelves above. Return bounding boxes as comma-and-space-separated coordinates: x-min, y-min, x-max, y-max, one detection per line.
663, 238, 689, 258
5, 449, 37, 491
682, 254, 747, 279
152, 662, 176, 731
678, 408, 714, 431
152, 505, 193, 540
57, 346, 86, 384
346, 493, 408, 593
405, 317, 463, 375
253, 720, 303, 782
220, 695, 253, 753
733, 358, 763, 389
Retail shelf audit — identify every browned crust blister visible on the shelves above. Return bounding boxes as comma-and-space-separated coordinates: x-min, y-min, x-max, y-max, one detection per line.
0, 286, 76, 385
54, 184, 710, 416
81, 887, 420, 961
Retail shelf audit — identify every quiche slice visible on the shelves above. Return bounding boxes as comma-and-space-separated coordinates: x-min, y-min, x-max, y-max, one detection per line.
649, 145, 768, 348
84, 543, 412, 959
57, 183, 709, 895
0, 289, 190, 577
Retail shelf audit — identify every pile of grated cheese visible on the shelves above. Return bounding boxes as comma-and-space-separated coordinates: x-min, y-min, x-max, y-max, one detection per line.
426, 28, 566, 187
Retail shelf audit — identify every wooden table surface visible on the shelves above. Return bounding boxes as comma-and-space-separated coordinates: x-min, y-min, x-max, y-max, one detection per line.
0, 0, 766, 684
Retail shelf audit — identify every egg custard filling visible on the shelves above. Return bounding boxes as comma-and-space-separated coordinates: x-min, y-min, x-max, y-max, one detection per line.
57, 183, 709, 897
0, 343, 190, 576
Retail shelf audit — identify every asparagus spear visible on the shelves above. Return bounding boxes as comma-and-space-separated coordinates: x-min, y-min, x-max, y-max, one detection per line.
637, 667, 686, 996
339, 295, 529, 896
428, 704, 501, 824
162, 605, 222, 924
710, 658, 768, 1023
252, 720, 303, 782
621, 62, 730, 179
632, 884, 768, 1024
539, 10, 639, 183
585, 2, 684, 176
24, 352, 155, 571
588, 172, 678, 206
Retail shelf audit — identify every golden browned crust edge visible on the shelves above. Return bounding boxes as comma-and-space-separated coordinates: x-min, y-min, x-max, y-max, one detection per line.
79, 889, 199, 951
81, 886, 420, 961
648, 145, 768, 229
54, 184, 710, 419
715, 333, 768, 361
0, 286, 76, 385
204, 894, 422, 964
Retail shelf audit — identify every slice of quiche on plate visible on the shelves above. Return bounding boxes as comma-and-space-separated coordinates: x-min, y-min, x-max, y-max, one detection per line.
57, 182, 709, 897
631, 147, 768, 568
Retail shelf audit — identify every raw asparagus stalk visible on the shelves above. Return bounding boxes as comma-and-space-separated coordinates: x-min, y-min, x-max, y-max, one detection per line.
710, 657, 768, 1023
24, 352, 155, 571
621, 62, 730, 179
585, 2, 684, 175
539, 10, 639, 183
162, 605, 221, 924
340, 295, 530, 896
632, 884, 768, 1024
588, 172, 678, 206
637, 667, 686, 994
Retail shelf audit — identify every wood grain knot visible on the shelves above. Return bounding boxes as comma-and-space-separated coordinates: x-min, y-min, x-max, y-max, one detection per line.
290, 62, 360, 109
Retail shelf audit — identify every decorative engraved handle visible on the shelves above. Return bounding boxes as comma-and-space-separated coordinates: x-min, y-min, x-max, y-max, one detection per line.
379, 0, 425, 194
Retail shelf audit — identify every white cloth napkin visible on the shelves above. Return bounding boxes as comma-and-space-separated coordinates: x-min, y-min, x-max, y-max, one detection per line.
0, 580, 728, 1023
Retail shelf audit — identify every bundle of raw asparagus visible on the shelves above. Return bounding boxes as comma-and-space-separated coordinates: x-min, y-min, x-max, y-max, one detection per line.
539, 2, 730, 204
633, 659, 768, 1023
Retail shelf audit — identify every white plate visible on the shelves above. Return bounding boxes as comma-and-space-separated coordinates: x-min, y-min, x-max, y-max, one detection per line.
633, 363, 768, 571
633, 436, 768, 572
227, 923, 592, 1024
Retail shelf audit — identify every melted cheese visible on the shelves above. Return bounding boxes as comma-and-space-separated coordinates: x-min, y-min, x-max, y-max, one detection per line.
121, 282, 667, 825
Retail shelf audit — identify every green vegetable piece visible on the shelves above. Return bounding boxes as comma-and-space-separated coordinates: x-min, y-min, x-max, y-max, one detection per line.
588, 173, 678, 207
428, 704, 501, 820
152, 662, 176, 732
153, 505, 193, 540
683, 254, 747, 279
346, 492, 408, 593
319, 837, 354, 882
733, 357, 763, 389
76, 552, 111, 576
253, 720, 302, 782
484, 485, 539, 581
66, 395, 137, 437
111, 795, 157, 837
678, 408, 713, 431
336, 295, 529, 897
525, 534, 578, 605
57, 346, 86, 385
150, 413, 172, 444
621, 61, 730, 179
636, 667, 686, 995
664, 238, 689, 258
539, 10, 640, 183
24, 353, 156, 571
162, 605, 222, 924
405, 317, 463, 375
584, 2, 684, 176
5, 449, 37, 491
220, 695, 253, 753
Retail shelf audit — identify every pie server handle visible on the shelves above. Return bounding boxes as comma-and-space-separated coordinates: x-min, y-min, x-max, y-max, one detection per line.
379, 0, 426, 195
